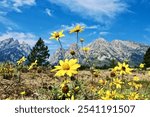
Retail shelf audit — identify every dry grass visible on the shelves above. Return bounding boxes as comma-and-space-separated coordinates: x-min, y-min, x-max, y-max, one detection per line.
0, 69, 150, 100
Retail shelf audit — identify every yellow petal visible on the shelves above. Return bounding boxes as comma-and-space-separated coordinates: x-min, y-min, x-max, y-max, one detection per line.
70, 64, 80, 70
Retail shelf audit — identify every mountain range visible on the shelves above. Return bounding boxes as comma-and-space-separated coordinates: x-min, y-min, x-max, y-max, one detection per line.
50, 38, 149, 67
0, 38, 31, 63
0, 38, 149, 67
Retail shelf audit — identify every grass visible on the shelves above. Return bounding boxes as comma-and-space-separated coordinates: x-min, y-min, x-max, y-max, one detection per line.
0, 67, 150, 100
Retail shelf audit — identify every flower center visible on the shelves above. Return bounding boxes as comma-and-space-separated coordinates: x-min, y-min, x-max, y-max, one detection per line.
62, 63, 70, 70
122, 66, 126, 71
55, 33, 60, 38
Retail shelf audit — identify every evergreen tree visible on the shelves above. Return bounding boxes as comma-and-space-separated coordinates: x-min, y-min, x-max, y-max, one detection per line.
143, 47, 150, 68
28, 38, 50, 66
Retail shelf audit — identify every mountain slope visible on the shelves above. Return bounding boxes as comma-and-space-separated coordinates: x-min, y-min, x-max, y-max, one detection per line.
50, 38, 149, 67
0, 38, 31, 62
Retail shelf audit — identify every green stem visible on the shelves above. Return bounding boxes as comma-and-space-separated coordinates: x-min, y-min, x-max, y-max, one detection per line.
58, 39, 64, 59
76, 32, 81, 60
77, 32, 79, 46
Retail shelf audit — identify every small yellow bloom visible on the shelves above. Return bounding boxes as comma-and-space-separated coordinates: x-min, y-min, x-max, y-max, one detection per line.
148, 71, 150, 76
139, 63, 145, 69
113, 62, 133, 75
128, 82, 133, 86
80, 38, 84, 42
51, 59, 80, 77
50, 30, 65, 41
20, 91, 26, 95
133, 76, 140, 81
99, 79, 107, 85
71, 95, 75, 100
133, 83, 142, 89
101, 90, 113, 100
113, 78, 123, 89
70, 25, 84, 33
98, 89, 105, 95
17, 56, 26, 65
60, 80, 70, 88
28, 60, 37, 70
128, 92, 139, 100
82, 47, 90, 53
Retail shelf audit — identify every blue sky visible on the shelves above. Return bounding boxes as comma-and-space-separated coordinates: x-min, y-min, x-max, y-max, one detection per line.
0, 0, 150, 54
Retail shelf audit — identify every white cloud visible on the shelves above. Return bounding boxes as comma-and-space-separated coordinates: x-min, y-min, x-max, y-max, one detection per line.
0, 15, 19, 29
43, 39, 53, 45
0, 31, 54, 47
99, 31, 109, 36
0, 32, 37, 46
45, 8, 52, 17
49, 0, 128, 23
12, 0, 36, 12
0, 0, 36, 28
89, 31, 97, 36
0, 0, 36, 13
60, 23, 100, 31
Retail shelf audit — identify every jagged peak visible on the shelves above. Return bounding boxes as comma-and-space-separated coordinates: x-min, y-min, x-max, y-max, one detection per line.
96, 38, 107, 42
20, 41, 28, 45
0, 38, 14, 43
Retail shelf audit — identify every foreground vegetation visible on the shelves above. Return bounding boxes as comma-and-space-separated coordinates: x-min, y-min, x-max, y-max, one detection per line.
0, 61, 150, 100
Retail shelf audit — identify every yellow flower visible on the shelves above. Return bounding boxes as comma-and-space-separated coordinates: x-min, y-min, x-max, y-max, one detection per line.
117, 94, 125, 99
60, 80, 70, 88
51, 59, 80, 77
128, 81, 133, 86
98, 89, 105, 95
71, 95, 75, 100
91, 86, 96, 92
139, 63, 145, 69
28, 60, 37, 70
82, 47, 90, 53
113, 62, 133, 75
133, 83, 142, 89
148, 71, 150, 76
70, 25, 84, 33
99, 79, 107, 85
50, 30, 65, 41
101, 90, 115, 100
128, 92, 139, 100
17, 56, 26, 65
133, 76, 140, 81
20, 91, 26, 95
113, 78, 123, 89
101, 91, 112, 100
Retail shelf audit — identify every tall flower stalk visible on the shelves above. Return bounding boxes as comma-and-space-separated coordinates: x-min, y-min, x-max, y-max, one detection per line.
70, 25, 84, 59
50, 30, 65, 59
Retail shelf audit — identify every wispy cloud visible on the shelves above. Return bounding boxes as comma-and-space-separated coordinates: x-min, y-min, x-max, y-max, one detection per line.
0, 32, 37, 46
99, 31, 110, 36
45, 8, 52, 17
0, 0, 36, 13
60, 23, 100, 31
0, 31, 54, 47
0, 15, 19, 29
49, 0, 128, 24
88, 31, 97, 36
0, 0, 36, 29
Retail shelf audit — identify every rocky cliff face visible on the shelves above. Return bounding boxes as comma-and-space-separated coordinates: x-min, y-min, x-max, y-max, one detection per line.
50, 38, 149, 67
0, 38, 31, 62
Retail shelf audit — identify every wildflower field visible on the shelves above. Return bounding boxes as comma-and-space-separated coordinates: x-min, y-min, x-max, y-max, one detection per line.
0, 25, 150, 100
